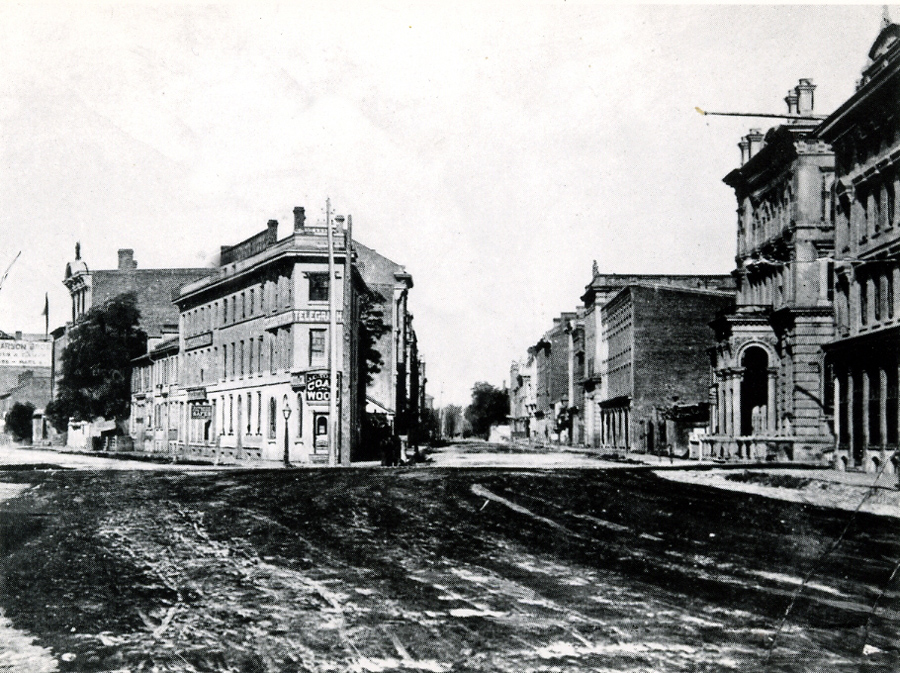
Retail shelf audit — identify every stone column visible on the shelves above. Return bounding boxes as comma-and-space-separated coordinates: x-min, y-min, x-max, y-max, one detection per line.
847, 373, 855, 452
833, 373, 841, 447
880, 367, 888, 448
767, 367, 778, 435
717, 379, 727, 435
862, 371, 870, 449
732, 371, 743, 437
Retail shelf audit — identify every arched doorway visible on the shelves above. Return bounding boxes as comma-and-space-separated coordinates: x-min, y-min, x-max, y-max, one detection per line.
740, 346, 769, 436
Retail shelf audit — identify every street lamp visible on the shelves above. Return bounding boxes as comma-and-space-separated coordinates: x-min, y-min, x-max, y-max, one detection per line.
282, 396, 292, 467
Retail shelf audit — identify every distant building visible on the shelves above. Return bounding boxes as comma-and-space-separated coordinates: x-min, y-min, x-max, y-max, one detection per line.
354, 243, 423, 446
597, 284, 734, 455
0, 330, 53, 439
509, 353, 536, 439
817, 19, 900, 473
706, 80, 836, 462
579, 270, 735, 448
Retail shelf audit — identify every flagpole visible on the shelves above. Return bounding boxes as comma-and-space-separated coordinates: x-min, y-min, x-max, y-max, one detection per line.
43, 293, 49, 340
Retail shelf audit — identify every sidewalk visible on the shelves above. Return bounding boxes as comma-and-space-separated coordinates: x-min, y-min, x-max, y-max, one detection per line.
656, 464, 900, 519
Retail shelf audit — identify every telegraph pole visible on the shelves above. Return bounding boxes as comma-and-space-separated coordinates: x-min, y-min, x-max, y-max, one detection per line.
326, 198, 339, 466
341, 214, 353, 466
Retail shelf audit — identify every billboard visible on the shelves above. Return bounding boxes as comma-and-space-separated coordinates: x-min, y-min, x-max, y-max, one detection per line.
0, 339, 52, 369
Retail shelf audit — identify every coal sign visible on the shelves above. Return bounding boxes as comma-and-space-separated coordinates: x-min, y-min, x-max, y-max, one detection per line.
305, 371, 341, 405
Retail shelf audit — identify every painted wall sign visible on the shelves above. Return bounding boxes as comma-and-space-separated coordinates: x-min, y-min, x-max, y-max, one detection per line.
184, 331, 213, 351
305, 370, 341, 405
0, 340, 52, 368
190, 404, 212, 420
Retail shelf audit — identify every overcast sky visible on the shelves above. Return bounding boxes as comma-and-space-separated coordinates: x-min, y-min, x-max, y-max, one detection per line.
0, 2, 889, 405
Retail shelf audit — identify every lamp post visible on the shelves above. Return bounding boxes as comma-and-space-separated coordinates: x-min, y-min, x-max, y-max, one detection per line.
282, 396, 292, 467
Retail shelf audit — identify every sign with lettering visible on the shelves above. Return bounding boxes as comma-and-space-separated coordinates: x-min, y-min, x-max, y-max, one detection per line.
190, 404, 212, 420
184, 331, 213, 351
305, 370, 341, 405
0, 340, 52, 369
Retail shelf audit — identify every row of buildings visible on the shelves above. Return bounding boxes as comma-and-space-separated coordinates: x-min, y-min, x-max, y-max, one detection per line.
511, 19, 900, 474
53, 204, 426, 464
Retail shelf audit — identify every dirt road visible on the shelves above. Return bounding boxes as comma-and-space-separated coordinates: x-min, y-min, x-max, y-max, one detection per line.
0, 464, 897, 672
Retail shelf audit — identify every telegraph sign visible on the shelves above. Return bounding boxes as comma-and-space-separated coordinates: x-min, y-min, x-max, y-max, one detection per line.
305, 370, 341, 405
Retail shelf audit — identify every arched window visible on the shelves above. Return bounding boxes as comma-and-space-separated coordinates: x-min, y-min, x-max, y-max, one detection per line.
269, 398, 277, 439
296, 394, 304, 438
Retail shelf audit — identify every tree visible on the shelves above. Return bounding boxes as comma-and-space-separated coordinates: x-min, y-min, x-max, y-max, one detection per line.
442, 404, 463, 438
359, 292, 392, 386
464, 382, 510, 439
46, 292, 146, 431
5, 402, 35, 442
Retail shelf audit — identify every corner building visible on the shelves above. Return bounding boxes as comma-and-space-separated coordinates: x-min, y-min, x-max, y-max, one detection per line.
707, 80, 836, 462
164, 209, 363, 464
817, 20, 900, 473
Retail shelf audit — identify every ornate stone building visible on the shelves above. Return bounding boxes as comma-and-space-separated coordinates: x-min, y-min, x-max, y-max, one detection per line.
817, 19, 900, 473
706, 80, 836, 462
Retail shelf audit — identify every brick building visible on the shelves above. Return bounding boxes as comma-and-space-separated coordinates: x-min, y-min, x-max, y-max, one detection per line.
597, 284, 734, 455
706, 80, 836, 462
817, 18, 900, 473
0, 332, 52, 430
353, 242, 416, 434
579, 269, 735, 448
53, 244, 211, 446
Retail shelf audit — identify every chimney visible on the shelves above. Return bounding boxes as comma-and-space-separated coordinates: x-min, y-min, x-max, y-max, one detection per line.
784, 89, 799, 116
266, 219, 279, 245
738, 137, 750, 165
796, 78, 815, 115
746, 129, 764, 159
15, 331, 22, 340
117, 249, 136, 270
293, 207, 306, 231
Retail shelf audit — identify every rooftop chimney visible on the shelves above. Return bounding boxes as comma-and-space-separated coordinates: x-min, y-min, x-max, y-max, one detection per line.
746, 129, 764, 159
784, 89, 799, 116
117, 249, 136, 270
15, 331, 22, 340
266, 219, 279, 245
739, 137, 750, 165
293, 207, 306, 231
796, 79, 815, 115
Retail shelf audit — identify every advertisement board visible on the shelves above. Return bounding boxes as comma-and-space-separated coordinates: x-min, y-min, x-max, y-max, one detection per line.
305, 370, 341, 405
0, 339, 52, 369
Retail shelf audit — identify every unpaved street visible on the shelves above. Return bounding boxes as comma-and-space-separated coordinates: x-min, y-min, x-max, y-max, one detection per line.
0, 457, 897, 672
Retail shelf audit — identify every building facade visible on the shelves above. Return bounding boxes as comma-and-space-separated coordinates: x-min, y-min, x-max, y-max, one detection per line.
706, 80, 837, 462
148, 209, 365, 464
579, 269, 735, 448
597, 284, 734, 455
817, 20, 900, 473
53, 247, 211, 445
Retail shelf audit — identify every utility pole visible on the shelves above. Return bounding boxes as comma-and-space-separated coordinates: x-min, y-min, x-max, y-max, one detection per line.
341, 213, 353, 466
326, 198, 339, 467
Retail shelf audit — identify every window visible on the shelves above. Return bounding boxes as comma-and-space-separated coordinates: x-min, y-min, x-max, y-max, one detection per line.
249, 288, 254, 316
229, 395, 234, 434
296, 394, 303, 438
247, 394, 252, 435
257, 392, 262, 434
860, 279, 868, 326
270, 337, 275, 374
884, 269, 894, 319
232, 342, 237, 377
310, 329, 326, 366
241, 292, 246, 320
268, 398, 277, 439
309, 273, 329, 302
240, 341, 245, 377
223, 298, 229, 324
249, 340, 254, 374
258, 336, 264, 374
874, 276, 882, 322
